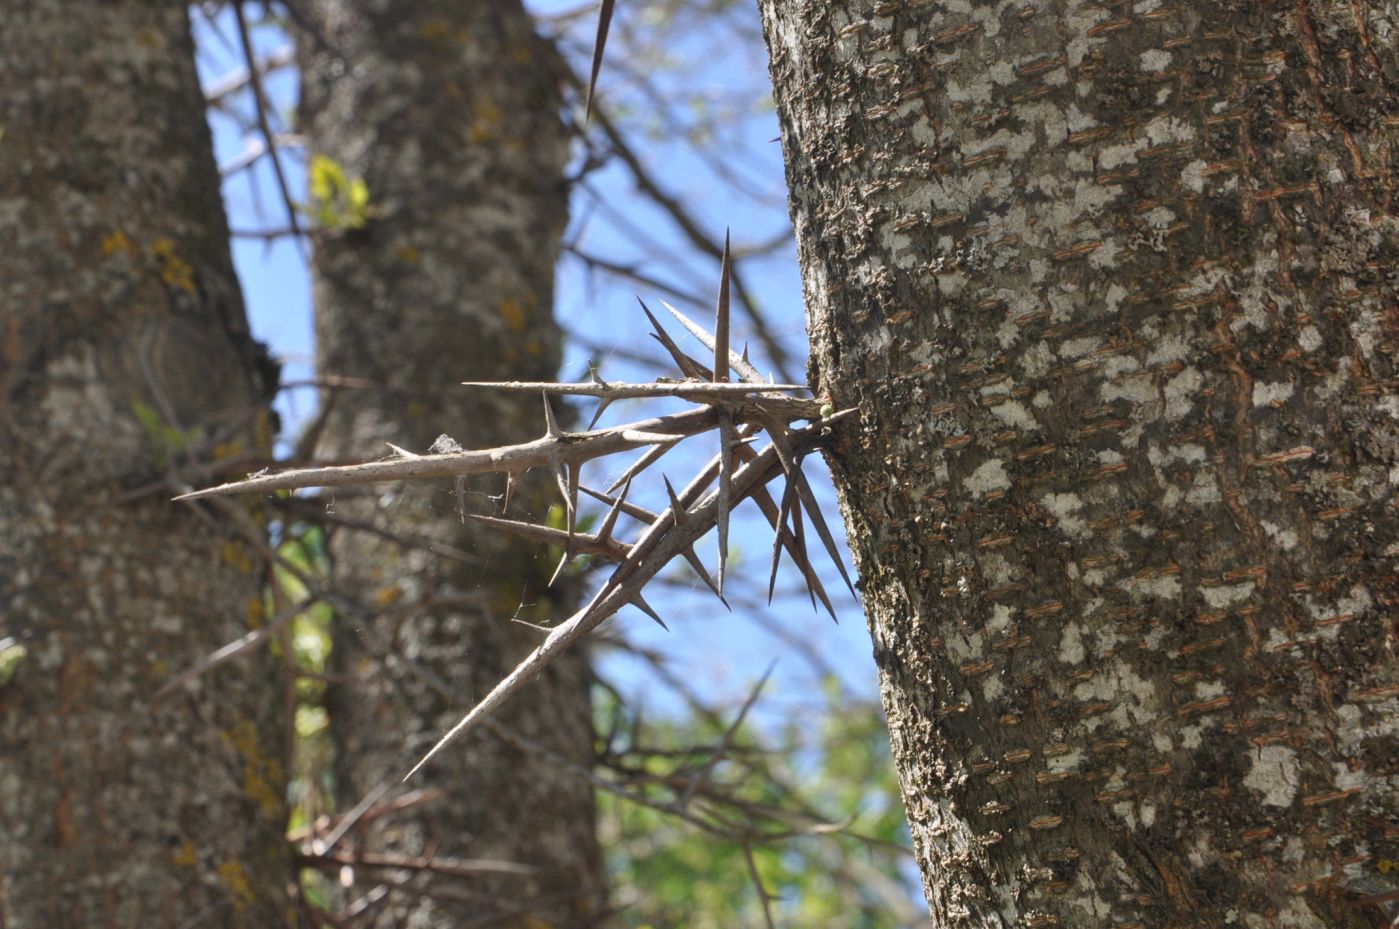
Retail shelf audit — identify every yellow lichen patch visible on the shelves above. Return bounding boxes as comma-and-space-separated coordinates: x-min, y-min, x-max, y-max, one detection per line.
100, 230, 134, 257
150, 237, 196, 294
246, 595, 264, 629
253, 409, 273, 455
211, 441, 245, 462
224, 719, 285, 819
374, 584, 403, 607
468, 99, 504, 145
173, 840, 198, 867
222, 540, 256, 575
500, 298, 528, 333
419, 18, 466, 43
217, 860, 255, 912
396, 245, 423, 266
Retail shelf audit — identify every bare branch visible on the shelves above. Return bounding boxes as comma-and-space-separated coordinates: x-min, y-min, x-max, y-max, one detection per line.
174, 407, 719, 501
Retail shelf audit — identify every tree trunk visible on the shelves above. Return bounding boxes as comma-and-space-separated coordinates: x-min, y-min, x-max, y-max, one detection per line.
759, 1, 1397, 925
297, 2, 607, 925
0, 3, 289, 927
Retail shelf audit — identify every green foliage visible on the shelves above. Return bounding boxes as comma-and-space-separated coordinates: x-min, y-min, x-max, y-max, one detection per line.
596, 681, 918, 928
272, 524, 336, 834
130, 400, 204, 470
305, 154, 371, 230
0, 642, 26, 687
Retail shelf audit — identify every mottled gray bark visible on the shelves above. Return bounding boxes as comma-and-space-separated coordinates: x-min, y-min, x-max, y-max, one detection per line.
297, 2, 606, 925
759, 1, 1398, 926
0, 3, 289, 928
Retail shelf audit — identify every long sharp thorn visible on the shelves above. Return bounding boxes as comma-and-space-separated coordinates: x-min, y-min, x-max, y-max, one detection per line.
639, 297, 711, 379
587, 397, 612, 430
660, 300, 766, 385
597, 477, 631, 543
630, 593, 669, 630
682, 546, 728, 608
566, 463, 580, 543
549, 547, 575, 587
742, 458, 836, 619
716, 411, 735, 595
662, 475, 689, 526
584, 0, 615, 123
605, 441, 676, 494
553, 461, 580, 548
542, 392, 562, 438
580, 484, 660, 524
502, 471, 516, 514
793, 465, 856, 598
768, 475, 798, 605
787, 483, 828, 617
714, 230, 731, 384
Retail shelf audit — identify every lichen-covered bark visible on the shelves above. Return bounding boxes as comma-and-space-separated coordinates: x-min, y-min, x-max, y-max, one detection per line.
297, 2, 606, 925
759, 0, 1398, 925
0, 3, 289, 927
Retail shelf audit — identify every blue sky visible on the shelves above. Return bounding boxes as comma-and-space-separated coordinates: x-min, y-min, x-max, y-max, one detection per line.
191, 2, 882, 723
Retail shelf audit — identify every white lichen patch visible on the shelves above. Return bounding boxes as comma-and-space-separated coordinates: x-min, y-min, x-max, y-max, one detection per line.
1163, 366, 1203, 419
1117, 573, 1181, 601
1058, 335, 1101, 362
1074, 660, 1158, 729
1101, 374, 1157, 406
1184, 470, 1221, 506
1331, 762, 1367, 791
965, 459, 1010, 497
1243, 745, 1300, 807
1005, 331, 1044, 370
1180, 159, 1208, 193
1046, 749, 1084, 774
1306, 584, 1373, 622
1144, 114, 1196, 146
990, 400, 1039, 430
1260, 519, 1299, 551
1251, 380, 1294, 407
1298, 324, 1323, 351
1200, 582, 1255, 609
1041, 492, 1088, 539
987, 603, 1014, 634
1098, 141, 1139, 170
1145, 332, 1190, 366
947, 628, 988, 663
1140, 49, 1172, 71
1059, 622, 1085, 664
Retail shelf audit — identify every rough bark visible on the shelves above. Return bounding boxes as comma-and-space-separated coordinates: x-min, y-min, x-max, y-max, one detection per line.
297, 2, 607, 925
0, 3, 289, 927
759, 0, 1398, 925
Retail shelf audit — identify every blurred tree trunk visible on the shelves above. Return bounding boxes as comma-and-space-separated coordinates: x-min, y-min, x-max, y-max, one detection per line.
297, 2, 607, 925
760, 1, 1397, 926
0, 3, 289, 928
